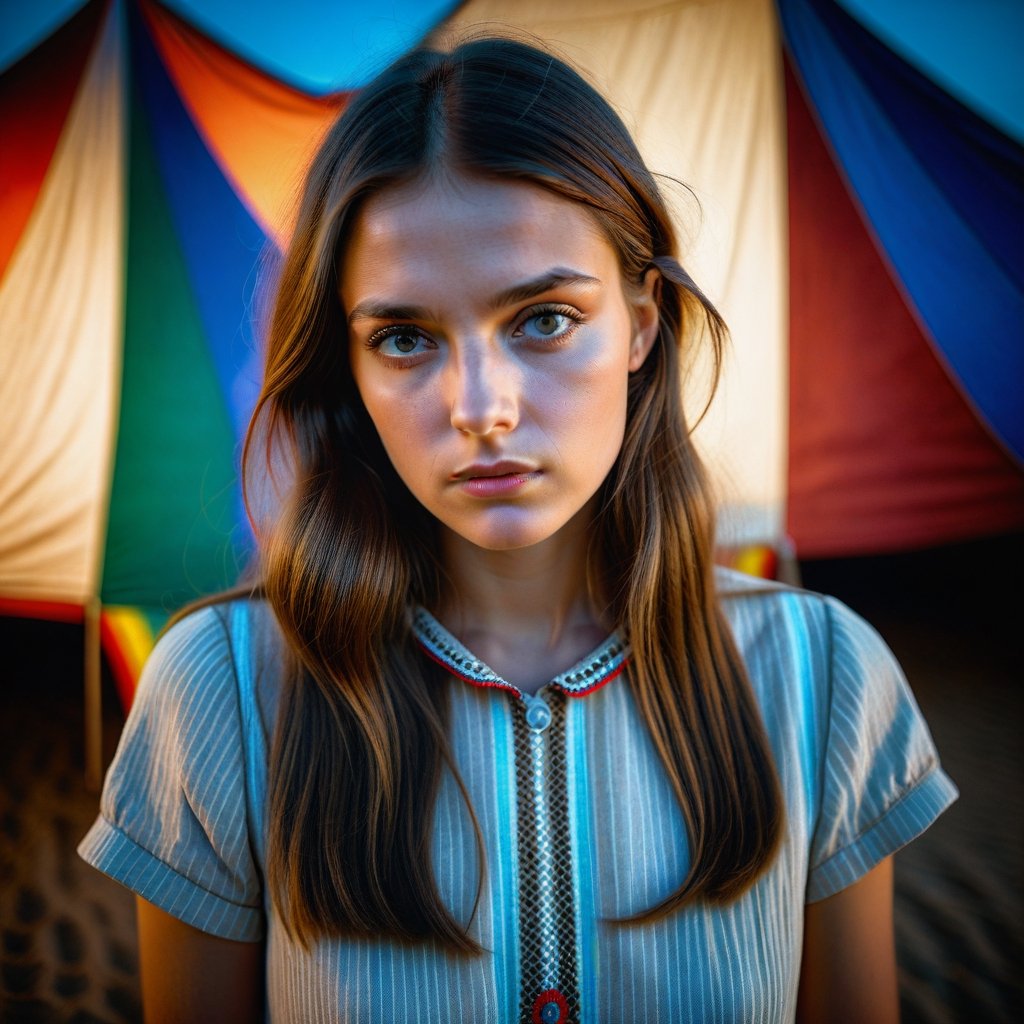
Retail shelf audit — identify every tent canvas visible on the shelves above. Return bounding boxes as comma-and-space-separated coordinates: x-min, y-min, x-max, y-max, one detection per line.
1, 0, 1021, 783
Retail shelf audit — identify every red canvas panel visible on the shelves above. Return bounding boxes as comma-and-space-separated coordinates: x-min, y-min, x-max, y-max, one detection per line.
785, 58, 1024, 558
0, 0, 105, 280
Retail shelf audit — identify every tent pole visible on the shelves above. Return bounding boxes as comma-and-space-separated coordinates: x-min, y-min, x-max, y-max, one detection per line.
84, 596, 103, 792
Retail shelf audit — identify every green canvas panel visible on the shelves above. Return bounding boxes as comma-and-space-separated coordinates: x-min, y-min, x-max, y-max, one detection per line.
100, 86, 245, 609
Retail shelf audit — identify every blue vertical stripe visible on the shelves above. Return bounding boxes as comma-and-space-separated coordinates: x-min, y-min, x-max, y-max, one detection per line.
567, 696, 597, 1023
490, 695, 519, 1020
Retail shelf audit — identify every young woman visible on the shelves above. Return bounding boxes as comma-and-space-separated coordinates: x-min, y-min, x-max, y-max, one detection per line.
80, 37, 956, 1023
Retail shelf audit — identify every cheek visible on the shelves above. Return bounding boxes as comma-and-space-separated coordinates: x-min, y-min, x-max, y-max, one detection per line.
556, 341, 632, 444
350, 366, 401, 458
364, 399, 415, 464
582, 381, 630, 469
357, 381, 441, 487
526, 371, 628, 509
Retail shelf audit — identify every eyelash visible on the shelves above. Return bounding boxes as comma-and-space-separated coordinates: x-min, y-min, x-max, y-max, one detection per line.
365, 303, 586, 361
365, 325, 432, 355
513, 303, 585, 344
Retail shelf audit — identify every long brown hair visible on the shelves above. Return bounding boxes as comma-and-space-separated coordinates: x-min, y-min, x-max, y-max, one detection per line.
246, 36, 783, 950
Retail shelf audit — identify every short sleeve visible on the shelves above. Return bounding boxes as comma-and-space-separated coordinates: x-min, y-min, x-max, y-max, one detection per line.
77, 606, 264, 940
806, 597, 958, 902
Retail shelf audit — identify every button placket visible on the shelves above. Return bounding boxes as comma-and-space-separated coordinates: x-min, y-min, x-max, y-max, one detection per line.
528, 719, 559, 992
410, 608, 617, 1023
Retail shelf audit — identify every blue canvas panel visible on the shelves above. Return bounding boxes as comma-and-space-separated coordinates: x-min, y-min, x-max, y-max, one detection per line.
131, 2, 272, 449
161, 0, 461, 93
838, 0, 1024, 144
780, 0, 1024, 464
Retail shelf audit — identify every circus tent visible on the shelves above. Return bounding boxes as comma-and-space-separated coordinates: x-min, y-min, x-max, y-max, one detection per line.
1, 0, 1021, 778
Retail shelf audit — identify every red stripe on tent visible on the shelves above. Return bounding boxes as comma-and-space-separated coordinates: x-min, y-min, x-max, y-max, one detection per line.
0, 598, 85, 624
0, 0, 105, 281
785, 58, 1024, 558
1, 599, 143, 711
99, 612, 139, 714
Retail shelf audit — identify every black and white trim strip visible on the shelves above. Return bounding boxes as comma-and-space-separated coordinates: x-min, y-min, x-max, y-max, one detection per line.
411, 607, 630, 699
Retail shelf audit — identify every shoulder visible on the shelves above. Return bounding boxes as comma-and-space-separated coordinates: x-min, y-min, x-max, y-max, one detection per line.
127, 598, 284, 742
136, 603, 237, 713
99, 596, 282, 849
713, 565, 914, 738
716, 564, 830, 666
714, 564, 892, 674
149, 602, 233, 669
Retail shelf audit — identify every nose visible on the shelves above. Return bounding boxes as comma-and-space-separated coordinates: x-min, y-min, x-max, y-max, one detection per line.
448, 344, 519, 436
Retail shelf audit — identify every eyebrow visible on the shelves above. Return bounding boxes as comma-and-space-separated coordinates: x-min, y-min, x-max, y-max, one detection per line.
488, 269, 601, 309
345, 268, 601, 326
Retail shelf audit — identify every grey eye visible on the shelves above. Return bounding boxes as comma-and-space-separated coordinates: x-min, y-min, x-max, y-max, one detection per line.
394, 333, 418, 353
533, 314, 561, 336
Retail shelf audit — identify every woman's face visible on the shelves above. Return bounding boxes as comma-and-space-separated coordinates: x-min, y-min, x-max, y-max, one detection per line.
342, 173, 659, 553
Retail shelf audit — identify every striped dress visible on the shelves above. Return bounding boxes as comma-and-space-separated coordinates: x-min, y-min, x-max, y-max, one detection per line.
79, 568, 957, 1022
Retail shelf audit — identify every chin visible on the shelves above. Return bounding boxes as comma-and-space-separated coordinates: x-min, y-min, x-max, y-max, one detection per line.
445, 509, 572, 553
461, 526, 558, 553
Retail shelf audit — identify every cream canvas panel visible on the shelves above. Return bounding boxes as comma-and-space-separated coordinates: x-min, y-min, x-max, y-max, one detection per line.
0, 9, 124, 602
443, 0, 788, 545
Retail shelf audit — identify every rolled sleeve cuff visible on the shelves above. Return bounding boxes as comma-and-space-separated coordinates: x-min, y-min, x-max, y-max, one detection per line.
807, 767, 959, 903
78, 817, 264, 942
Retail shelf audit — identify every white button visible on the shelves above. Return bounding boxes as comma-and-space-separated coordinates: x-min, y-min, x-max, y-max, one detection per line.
524, 697, 552, 731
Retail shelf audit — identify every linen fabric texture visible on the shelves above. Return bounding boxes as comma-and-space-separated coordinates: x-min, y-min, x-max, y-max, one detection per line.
78, 568, 957, 1022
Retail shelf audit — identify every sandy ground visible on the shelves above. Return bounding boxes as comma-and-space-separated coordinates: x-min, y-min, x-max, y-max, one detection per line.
1, 532, 1021, 1022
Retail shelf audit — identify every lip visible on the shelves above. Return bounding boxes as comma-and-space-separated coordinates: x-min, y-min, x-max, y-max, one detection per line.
452, 460, 541, 498
453, 459, 539, 480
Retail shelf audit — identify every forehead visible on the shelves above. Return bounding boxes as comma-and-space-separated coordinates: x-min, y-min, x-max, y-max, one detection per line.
339, 174, 619, 305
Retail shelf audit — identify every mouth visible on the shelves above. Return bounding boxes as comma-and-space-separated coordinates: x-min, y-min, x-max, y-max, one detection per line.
452, 460, 541, 497
452, 459, 539, 481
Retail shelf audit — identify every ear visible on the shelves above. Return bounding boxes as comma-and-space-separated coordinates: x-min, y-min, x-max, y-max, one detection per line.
627, 266, 661, 372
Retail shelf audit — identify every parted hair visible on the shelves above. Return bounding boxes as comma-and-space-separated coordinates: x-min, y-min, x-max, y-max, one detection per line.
245, 35, 784, 950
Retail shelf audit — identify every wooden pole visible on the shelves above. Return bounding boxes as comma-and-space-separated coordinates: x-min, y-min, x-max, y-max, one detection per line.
84, 596, 103, 792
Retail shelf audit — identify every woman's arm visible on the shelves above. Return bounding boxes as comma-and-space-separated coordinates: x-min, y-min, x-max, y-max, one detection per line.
796, 856, 899, 1024
136, 897, 265, 1024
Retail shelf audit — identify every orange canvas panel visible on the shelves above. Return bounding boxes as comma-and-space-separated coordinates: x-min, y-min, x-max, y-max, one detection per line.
0, 0, 105, 280
785, 59, 1024, 558
141, 0, 349, 246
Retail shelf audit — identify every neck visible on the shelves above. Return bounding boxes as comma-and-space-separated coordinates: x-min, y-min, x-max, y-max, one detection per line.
437, 512, 606, 651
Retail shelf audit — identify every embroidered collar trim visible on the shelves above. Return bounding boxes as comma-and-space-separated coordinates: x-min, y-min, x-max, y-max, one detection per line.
411, 606, 631, 699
